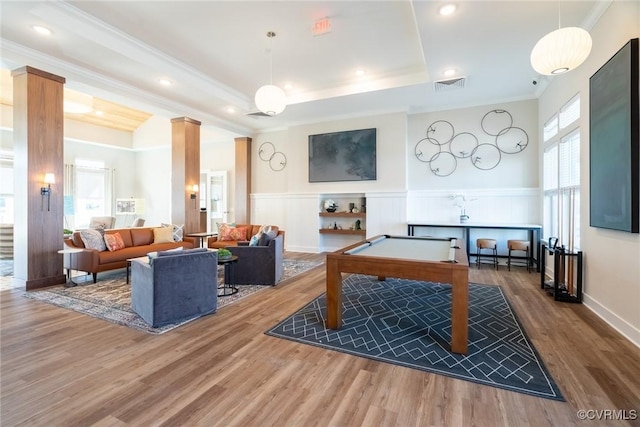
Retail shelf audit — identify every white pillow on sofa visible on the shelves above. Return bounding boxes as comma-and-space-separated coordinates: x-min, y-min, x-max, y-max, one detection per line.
80, 229, 107, 251
262, 225, 278, 239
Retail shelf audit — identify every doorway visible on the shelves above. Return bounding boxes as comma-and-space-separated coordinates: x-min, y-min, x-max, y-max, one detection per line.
201, 170, 228, 233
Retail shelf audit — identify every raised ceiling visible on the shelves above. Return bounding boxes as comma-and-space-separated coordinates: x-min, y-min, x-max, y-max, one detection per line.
0, 1, 607, 138
0, 69, 152, 132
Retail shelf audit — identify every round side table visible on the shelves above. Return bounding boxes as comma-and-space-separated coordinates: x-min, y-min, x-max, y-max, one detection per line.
217, 255, 239, 296
58, 248, 84, 287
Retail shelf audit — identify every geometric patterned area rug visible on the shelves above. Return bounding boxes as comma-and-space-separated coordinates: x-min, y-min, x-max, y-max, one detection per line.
266, 274, 564, 401
25, 259, 322, 335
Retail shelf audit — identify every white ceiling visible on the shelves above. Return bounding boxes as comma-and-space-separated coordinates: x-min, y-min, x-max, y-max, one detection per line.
0, 1, 608, 140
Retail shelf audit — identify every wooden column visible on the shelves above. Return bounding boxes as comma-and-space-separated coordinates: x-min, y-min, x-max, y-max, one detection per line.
12, 66, 66, 290
171, 117, 201, 234
234, 137, 252, 224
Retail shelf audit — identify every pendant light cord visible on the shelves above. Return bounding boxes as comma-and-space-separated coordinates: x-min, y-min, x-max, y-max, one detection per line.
267, 31, 276, 85
557, 2, 561, 29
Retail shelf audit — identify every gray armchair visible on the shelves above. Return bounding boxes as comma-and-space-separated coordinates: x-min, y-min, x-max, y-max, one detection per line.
89, 216, 116, 229
130, 248, 218, 327
228, 234, 284, 285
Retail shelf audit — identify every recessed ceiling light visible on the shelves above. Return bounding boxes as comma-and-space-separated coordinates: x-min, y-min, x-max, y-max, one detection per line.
32, 25, 52, 36
95, 111, 104, 116
284, 83, 293, 91
158, 78, 172, 86
439, 4, 457, 16
444, 69, 456, 77
225, 107, 236, 114
356, 69, 365, 77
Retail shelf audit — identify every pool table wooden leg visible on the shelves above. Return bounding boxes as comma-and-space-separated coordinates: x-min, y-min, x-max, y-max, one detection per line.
450, 268, 469, 355
326, 260, 342, 329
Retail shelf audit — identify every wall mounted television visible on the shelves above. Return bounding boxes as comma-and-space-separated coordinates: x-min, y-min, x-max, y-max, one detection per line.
589, 38, 639, 233
308, 128, 377, 183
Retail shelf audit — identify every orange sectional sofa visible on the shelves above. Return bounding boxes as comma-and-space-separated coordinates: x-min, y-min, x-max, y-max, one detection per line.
64, 227, 196, 283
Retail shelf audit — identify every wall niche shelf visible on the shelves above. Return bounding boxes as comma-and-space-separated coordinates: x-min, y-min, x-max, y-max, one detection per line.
319, 229, 365, 235
319, 212, 365, 218
318, 194, 367, 240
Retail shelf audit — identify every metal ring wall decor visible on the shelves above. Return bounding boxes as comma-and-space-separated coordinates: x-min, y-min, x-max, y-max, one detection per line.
471, 143, 502, 170
449, 132, 478, 158
259, 141, 276, 161
426, 120, 455, 145
496, 126, 529, 153
414, 109, 529, 176
429, 151, 457, 177
481, 109, 513, 136
258, 141, 287, 172
414, 137, 441, 163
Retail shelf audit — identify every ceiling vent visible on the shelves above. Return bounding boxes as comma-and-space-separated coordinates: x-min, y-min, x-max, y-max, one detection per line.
433, 77, 466, 92
245, 110, 273, 118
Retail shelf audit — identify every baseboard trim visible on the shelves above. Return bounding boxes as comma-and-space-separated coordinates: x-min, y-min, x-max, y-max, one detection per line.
583, 292, 640, 349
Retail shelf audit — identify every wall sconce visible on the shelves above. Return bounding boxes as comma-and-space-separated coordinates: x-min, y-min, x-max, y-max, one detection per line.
190, 184, 198, 207
41, 173, 55, 211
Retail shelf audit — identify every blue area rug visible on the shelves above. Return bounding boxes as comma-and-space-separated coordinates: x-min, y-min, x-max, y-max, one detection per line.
266, 274, 564, 401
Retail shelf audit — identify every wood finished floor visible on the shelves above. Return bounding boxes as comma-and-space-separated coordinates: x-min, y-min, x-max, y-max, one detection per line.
1, 252, 639, 427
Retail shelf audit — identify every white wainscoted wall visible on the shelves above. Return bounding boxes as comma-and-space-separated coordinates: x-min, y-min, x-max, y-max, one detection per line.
251, 191, 408, 253
407, 188, 540, 256
407, 188, 540, 224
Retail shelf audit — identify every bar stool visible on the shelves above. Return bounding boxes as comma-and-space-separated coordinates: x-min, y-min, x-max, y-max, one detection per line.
507, 240, 531, 272
476, 238, 498, 270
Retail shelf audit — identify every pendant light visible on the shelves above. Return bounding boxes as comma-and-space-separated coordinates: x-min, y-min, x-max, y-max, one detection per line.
530, 3, 592, 75
254, 31, 287, 116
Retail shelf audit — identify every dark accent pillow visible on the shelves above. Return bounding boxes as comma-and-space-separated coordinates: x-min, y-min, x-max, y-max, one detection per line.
257, 233, 272, 246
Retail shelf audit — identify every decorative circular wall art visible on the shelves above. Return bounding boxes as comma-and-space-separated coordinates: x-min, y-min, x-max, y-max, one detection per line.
258, 141, 287, 172
429, 151, 457, 177
471, 143, 501, 170
414, 109, 529, 176
450, 132, 478, 158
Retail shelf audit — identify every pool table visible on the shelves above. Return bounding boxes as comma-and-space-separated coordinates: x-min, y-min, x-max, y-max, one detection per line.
325, 235, 469, 354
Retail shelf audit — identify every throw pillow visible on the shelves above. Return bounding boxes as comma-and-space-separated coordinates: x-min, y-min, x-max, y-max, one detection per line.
257, 233, 273, 246
219, 225, 247, 241
249, 234, 261, 246
104, 232, 125, 252
148, 246, 183, 264
153, 227, 175, 244
161, 223, 184, 242
216, 222, 236, 240
261, 225, 279, 239
79, 229, 107, 251
156, 246, 185, 257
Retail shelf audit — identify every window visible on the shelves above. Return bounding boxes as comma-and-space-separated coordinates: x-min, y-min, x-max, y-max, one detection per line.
0, 152, 13, 224
71, 159, 112, 229
543, 114, 558, 142
559, 95, 580, 130
542, 95, 581, 250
